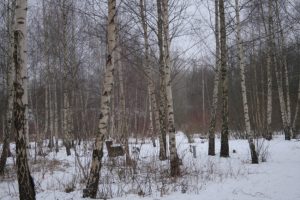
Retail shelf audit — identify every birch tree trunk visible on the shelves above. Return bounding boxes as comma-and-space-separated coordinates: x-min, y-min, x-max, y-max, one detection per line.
140, 0, 159, 147
54, 81, 59, 152
13, 0, 36, 198
0, 0, 16, 174
48, 82, 54, 149
235, 0, 258, 164
40, 83, 49, 154
162, 0, 180, 176
208, 0, 220, 156
116, 31, 131, 163
292, 74, 300, 136
274, 56, 289, 139
116, 36, 125, 137
268, 0, 290, 140
156, 0, 167, 160
83, 0, 116, 198
265, 0, 273, 140
62, 0, 72, 155
266, 54, 272, 139
219, 0, 229, 158
275, 0, 292, 140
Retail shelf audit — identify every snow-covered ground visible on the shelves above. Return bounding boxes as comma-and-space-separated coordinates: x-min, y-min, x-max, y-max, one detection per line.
0, 133, 299, 200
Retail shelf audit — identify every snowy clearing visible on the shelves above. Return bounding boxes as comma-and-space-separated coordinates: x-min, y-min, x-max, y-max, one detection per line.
0, 133, 300, 200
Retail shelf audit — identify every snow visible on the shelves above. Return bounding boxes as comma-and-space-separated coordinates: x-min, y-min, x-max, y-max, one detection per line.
0, 133, 300, 200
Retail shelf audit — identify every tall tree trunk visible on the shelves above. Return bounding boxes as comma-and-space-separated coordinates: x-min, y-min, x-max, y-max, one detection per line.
208, 0, 220, 156
62, 0, 72, 155
48, 82, 54, 149
219, 0, 229, 158
54, 81, 59, 152
292, 73, 300, 135
0, 0, 15, 174
83, 0, 116, 198
116, 29, 131, 164
109, 83, 115, 137
156, 0, 167, 160
235, 0, 258, 164
162, 0, 180, 177
274, 0, 292, 140
269, 0, 289, 140
14, 0, 36, 199
264, 0, 273, 140
140, 0, 160, 147
116, 36, 125, 138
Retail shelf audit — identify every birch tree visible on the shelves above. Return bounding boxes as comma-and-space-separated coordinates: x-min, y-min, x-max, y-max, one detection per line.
156, 0, 167, 160
13, 0, 36, 198
219, 0, 229, 157
62, 0, 73, 155
235, 0, 258, 163
139, 0, 160, 147
208, 0, 220, 156
274, 0, 292, 140
83, 0, 116, 197
0, 0, 15, 174
266, 0, 273, 140
162, 0, 180, 176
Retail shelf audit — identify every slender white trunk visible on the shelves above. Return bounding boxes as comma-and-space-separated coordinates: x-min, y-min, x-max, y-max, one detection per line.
162, 0, 180, 176
156, 0, 167, 160
62, 0, 72, 155
274, 0, 292, 139
14, 0, 36, 198
116, 33, 126, 137
140, 0, 160, 146
208, 0, 220, 156
54, 80, 59, 152
235, 0, 258, 163
49, 81, 54, 149
83, 0, 116, 198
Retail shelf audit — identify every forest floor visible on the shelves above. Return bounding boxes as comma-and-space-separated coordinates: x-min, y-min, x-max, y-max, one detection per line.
0, 133, 299, 200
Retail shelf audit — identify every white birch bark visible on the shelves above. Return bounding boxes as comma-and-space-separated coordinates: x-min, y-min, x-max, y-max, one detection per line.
49, 82, 54, 149
83, 0, 116, 198
62, 0, 72, 155
156, 0, 167, 160
13, 0, 36, 198
140, 0, 160, 147
208, 0, 220, 156
274, 0, 292, 139
54, 81, 59, 152
116, 34, 126, 137
162, 0, 180, 176
235, 0, 258, 163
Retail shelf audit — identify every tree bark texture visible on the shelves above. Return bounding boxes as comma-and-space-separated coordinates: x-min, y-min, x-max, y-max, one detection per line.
235, 0, 258, 164
208, 0, 220, 156
13, 0, 36, 199
83, 0, 116, 198
156, 0, 167, 161
219, 0, 229, 158
162, 0, 180, 177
